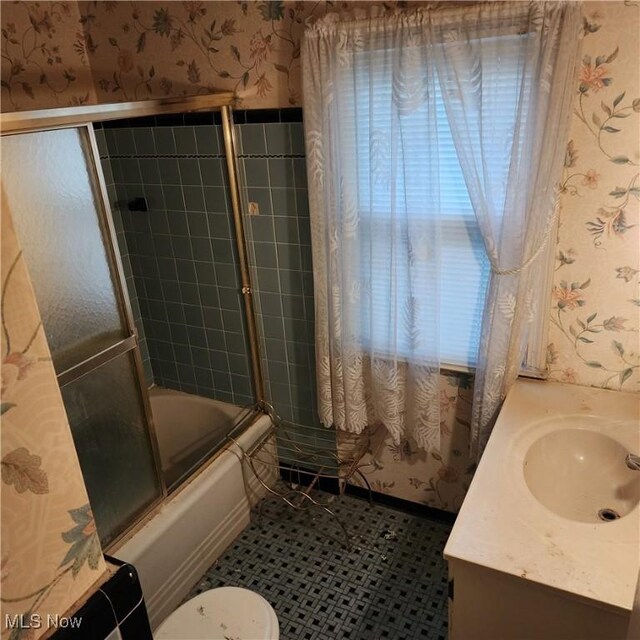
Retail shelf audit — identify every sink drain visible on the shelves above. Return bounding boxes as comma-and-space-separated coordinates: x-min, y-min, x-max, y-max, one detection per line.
597, 508, 620, 522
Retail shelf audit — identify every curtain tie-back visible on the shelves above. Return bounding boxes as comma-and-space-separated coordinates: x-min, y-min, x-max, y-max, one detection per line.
489, 191, 561, 277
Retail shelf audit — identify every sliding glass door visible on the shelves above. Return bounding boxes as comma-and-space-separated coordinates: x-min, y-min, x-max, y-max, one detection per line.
1, 125, 164, 546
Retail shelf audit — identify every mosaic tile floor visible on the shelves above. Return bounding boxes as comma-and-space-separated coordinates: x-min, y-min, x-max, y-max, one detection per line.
188, 485, 452, 640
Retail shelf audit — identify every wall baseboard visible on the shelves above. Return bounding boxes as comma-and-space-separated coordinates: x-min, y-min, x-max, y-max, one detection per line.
278, 463, 457, 525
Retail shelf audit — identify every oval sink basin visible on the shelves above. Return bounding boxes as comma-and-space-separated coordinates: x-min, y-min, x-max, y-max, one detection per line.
523, 428, 640, 523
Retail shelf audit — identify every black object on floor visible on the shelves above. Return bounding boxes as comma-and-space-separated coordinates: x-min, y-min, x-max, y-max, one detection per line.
188, 488, 451, 640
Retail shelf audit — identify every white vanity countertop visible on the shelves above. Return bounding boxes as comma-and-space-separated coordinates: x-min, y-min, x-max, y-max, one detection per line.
444, 379, 640, 613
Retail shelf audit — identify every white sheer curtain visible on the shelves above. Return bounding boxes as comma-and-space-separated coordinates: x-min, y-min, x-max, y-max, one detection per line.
302, 2, 581, 456
431, 1, 582, 458
301, 9, 442, 450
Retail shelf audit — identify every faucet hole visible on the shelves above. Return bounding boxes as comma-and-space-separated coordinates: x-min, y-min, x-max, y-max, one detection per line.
597, 508, 620, 522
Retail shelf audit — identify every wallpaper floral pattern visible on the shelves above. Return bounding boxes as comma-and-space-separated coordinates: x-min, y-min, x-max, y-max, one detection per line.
1, 203, 106, 639
1, 0, 96, 111
548, 0, 640, 392
2, 0, 382, 110
81, 0, 324, 106
1, 2, 638, 516
339, 372, 476, 512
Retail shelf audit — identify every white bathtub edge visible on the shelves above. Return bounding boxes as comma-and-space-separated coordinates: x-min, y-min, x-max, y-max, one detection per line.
116, 413, 277, 630
146, 497, 250, 628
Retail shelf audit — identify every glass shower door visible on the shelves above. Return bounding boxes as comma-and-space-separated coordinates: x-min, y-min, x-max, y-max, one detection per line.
1, 125, 164, 546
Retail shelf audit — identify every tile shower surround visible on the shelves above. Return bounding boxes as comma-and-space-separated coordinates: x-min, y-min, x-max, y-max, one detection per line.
96, 109, 330, 460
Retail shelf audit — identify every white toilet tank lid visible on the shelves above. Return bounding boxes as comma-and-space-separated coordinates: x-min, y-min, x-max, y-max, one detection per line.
155, 587, 279, 640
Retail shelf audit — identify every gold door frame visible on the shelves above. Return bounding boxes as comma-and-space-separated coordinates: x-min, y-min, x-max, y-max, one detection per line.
1, 93, 266, 548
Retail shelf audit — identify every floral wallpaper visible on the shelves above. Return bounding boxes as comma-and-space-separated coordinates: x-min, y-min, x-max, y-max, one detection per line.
1, 1, 637, 516
1, 200, 106, 639
1, 0, 97, 111
1, 0, 383, 111
548, 0, 640, 392
80, 0, 326, 107
338, 372, 476, 513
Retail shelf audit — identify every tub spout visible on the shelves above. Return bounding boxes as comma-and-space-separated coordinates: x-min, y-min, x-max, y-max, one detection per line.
625, 453, 640, 471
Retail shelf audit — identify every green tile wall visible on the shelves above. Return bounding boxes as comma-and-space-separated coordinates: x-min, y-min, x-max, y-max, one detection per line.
98, 120, 253, 406
238, 119, 337, 468
98, 112, 336, 470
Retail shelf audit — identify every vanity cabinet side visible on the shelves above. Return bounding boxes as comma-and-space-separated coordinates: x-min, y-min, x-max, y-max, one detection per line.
447, 559, 630, 640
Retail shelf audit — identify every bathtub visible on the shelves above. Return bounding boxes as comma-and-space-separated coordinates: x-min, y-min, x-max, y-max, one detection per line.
149, 386, 258, 487
114, 387, 278, 629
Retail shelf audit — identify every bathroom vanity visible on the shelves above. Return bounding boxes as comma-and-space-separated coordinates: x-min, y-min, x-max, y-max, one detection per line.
445, 379, 639, 640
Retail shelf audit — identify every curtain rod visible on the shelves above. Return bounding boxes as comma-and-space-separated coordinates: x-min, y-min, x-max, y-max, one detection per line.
304, 1, 576, 37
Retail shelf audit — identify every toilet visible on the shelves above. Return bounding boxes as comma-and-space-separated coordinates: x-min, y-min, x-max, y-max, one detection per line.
155, 587, 279, 639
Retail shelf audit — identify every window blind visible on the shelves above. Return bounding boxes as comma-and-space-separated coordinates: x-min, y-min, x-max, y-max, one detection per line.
338, 35, 530, 368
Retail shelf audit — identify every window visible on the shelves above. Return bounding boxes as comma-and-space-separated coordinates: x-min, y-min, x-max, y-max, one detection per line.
340, 34, 547, 371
